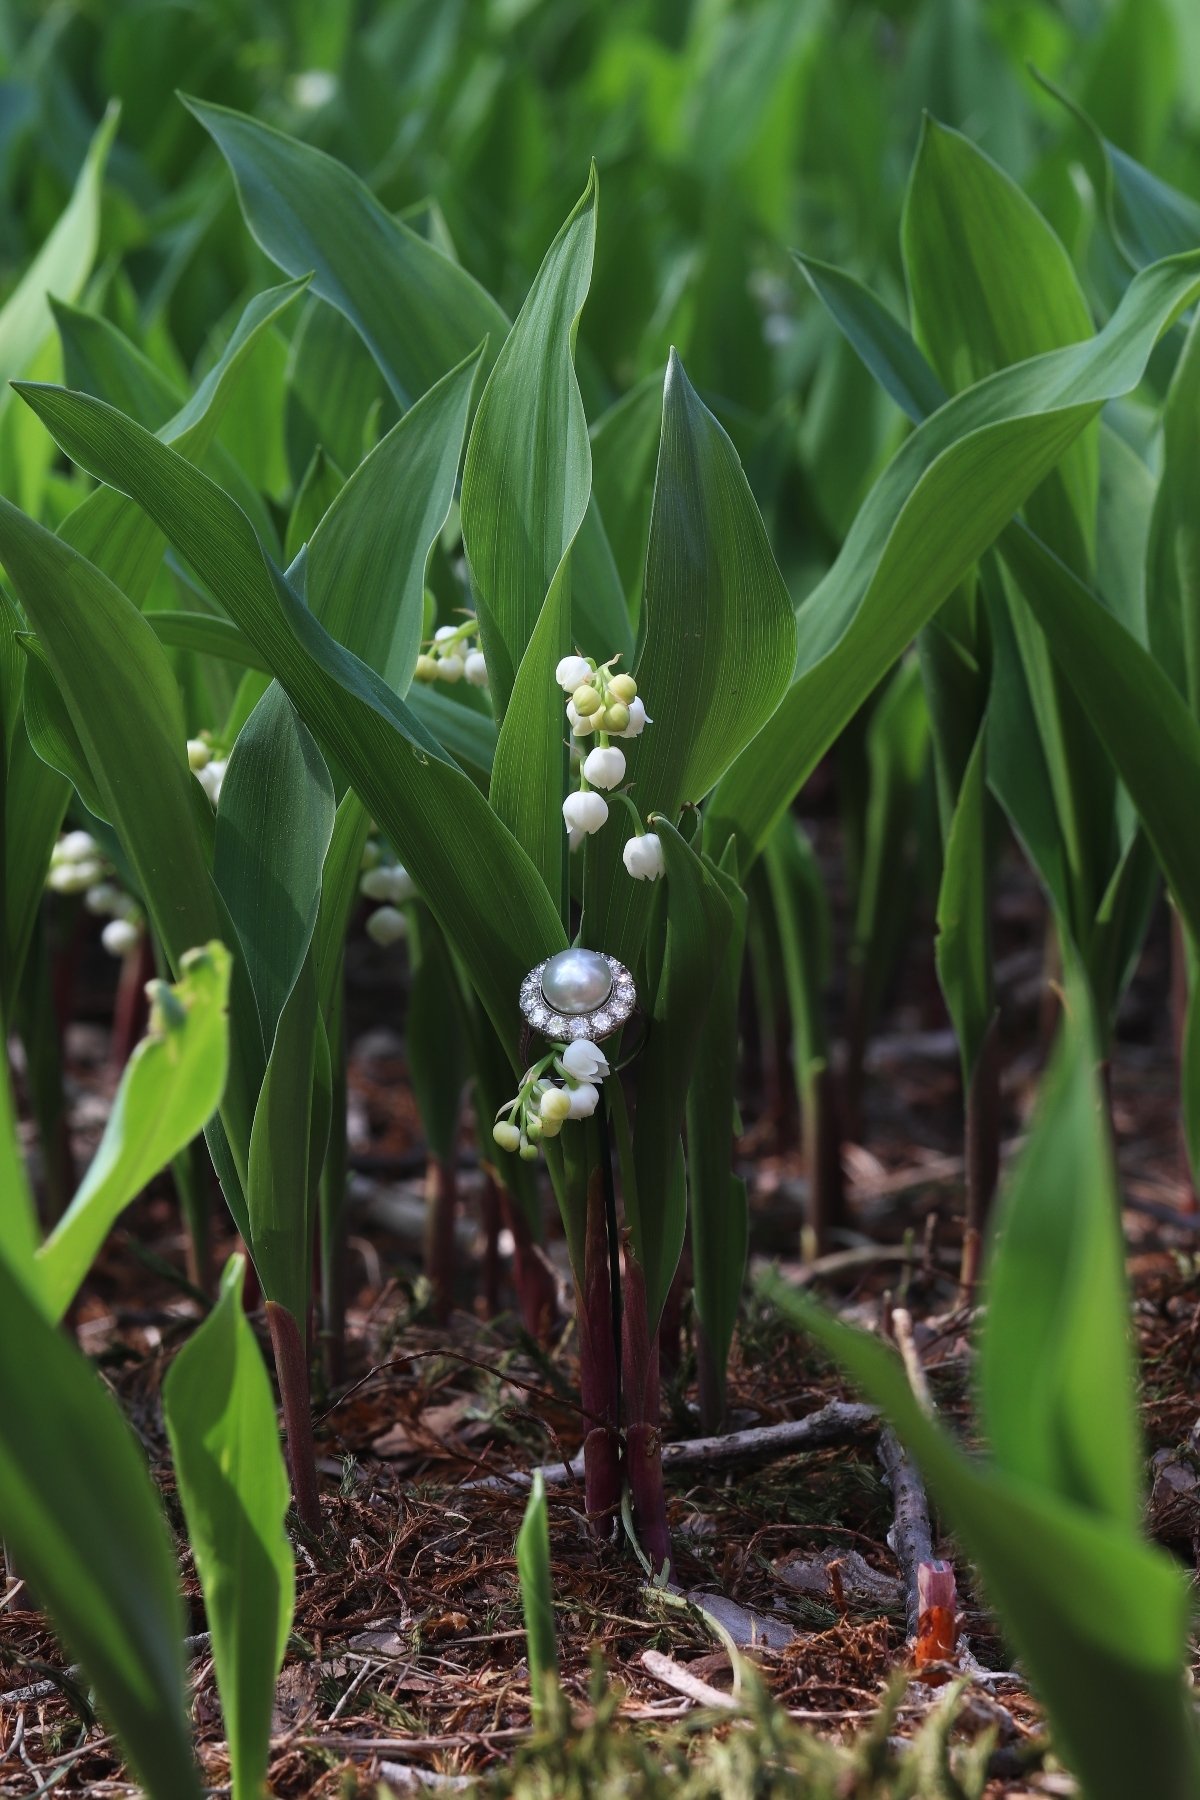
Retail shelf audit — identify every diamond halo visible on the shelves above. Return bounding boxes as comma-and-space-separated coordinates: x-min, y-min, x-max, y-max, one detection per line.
520, 954, 637, 1042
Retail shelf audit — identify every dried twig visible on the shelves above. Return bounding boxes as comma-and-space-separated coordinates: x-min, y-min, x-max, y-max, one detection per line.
462, 1399, 877, 1493
640, 1649, 738, 1710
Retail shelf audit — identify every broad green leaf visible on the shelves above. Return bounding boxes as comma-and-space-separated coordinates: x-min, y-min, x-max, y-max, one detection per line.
515, 1470, 558, 1727
0, 499, 262, 1203
627, 818, 733, 1328
706, 251, 1200, 861
1038, 71, 1200, 270
0, 1256, 202, 1800
461, 167, 596, 703
1147, 309, 1200, 707
903, 116, 1098, 568
794, 255, 945, 427
934, 721, 995, 1080
314, 791, 372, 1025
163, 1255, 294, 1800
16, 383, 568, 1064
214, 683, 334, 1055
18, 630, 107, 817
305, 351, 478, 695
0, 1032, 38, 1290
247, 954, 323, 1324
0, 106, 117, 438
589, 373, 663, 620
588, 350, 797, 966
186, 98, 508, 408
763, 998, 1200, 1800
685, 843, 748, 1424
285, 449, 344, 566
980, 978, 1141, 1527
58, 280, 306, 602
284, 297, 390, 481
37, 945, 231, 1322
996, 524, 1200, 948
767, 1271, 1199, 1800
408, 910, 467, 1160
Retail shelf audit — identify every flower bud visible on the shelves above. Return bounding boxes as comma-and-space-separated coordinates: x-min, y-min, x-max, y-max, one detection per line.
438, 653, 465, 683
566, 701, 597, 736
366, 904, 408, 946
48, 859, 104, 894
464, 650, 489, 687
623, 832, 665, 882
54, 830, 99, 865
101, 918, 140, 959
186, 738, 211, 771
197, 760, 227, 803
84, 882, 122, 917
519, 1137, 539, 1162
415, 654, 439, 682
360, 864, 416, 905
525, 1116, 543, 1142
555, 654, 592, 692
561, 1039, 610, 1081
539, 1114, 563, 1138
566, 1081, 600, 1119
493, 1120, 521, 1153
616, 697, 650, 739
583, 746, 626, 791
540, 1086, 572, 1122
562, 789, 608, 839
571, 682, 603, 716
602, 702, 630, 733
608, 673, 637, 704
434, 624, 460, 644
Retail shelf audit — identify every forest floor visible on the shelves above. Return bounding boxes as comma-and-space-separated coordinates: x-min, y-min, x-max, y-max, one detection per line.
3, 840, 1199, 1798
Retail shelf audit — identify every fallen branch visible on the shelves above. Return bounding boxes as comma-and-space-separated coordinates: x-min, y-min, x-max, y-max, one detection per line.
640, 1650, 738, 1710
462, 1399, 877, 1493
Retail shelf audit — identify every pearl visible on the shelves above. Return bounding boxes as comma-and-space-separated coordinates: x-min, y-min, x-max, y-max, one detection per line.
541, 948, 613, 1015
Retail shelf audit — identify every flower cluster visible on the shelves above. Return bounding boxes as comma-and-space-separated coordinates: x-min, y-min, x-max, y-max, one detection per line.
492, 1038, 609, 1160
556, 655, 652, 849
415, 619, 488, 688
46, 832, 143, 957
359, 838, 417, 946
188, 736, 228, 805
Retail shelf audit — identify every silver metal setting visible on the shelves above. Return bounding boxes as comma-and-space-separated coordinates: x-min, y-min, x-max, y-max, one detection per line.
520, 953, 637, 1042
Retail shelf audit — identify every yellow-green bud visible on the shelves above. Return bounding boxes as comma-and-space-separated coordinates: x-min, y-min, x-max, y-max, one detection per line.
602, 702, 630, 733
415, 654, 439, 682
539, 1114, 563, 1139
609, 673, 637, 704
572, 682, 603, 716
493, 1120, 521, 1152
540, 1086, 572, 1122
519, 1138, 539, 1162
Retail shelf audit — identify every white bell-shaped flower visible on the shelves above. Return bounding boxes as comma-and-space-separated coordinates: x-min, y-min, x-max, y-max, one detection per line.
583, 745, 626, 791
464, 650, 489, 687
566, 1081, 600, 1119
623, 832, 665, 881
562, 1039, 610, 1081
555, 654, 592, 692
438, 653, 465, 683
567, 700, 597, 736
562, 789, 608, 839
616, 697, 650, 739
366, 904, 408, 946
101, 918, 140, 959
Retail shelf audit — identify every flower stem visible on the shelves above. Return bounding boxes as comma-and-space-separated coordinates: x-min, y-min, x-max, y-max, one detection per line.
266, 1300, 322, 1535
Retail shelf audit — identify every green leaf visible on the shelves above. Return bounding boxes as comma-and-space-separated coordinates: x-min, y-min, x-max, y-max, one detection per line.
408, 910, 467, 1160
685, 843, 748, 1424
247, 953, 325, 1325
214, 683, 335, 1055
305, 351, 478, 695
589, 350, 797, 965
934, 720, 995, 1080
1147, 310, 1200, 707
1037, 70, 1200, 270
981, 978, 1141, 1528
0, 1258, 202, 1800
902, 115, 1098, 567
706, 250, 1200, 861
628, 818, 733, 1328
767, 1270, 1199, 1800
163, 1255, 294, 1800
186, 98, 508, 408
37, 945, 231, 1322
763, 999, 1200, 1800
461, 167, 597, 704
15, 383, 568, 1063
515, 1470, 558, 1727
0, 499, 262, 1204
58, 280, 306, 602
18, 629, 105, 816
0, 107, 117, 431
0, 1030, 39, 1291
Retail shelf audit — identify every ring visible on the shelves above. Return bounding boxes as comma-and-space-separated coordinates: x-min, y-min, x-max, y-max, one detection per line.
519, 948, 637, 1043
